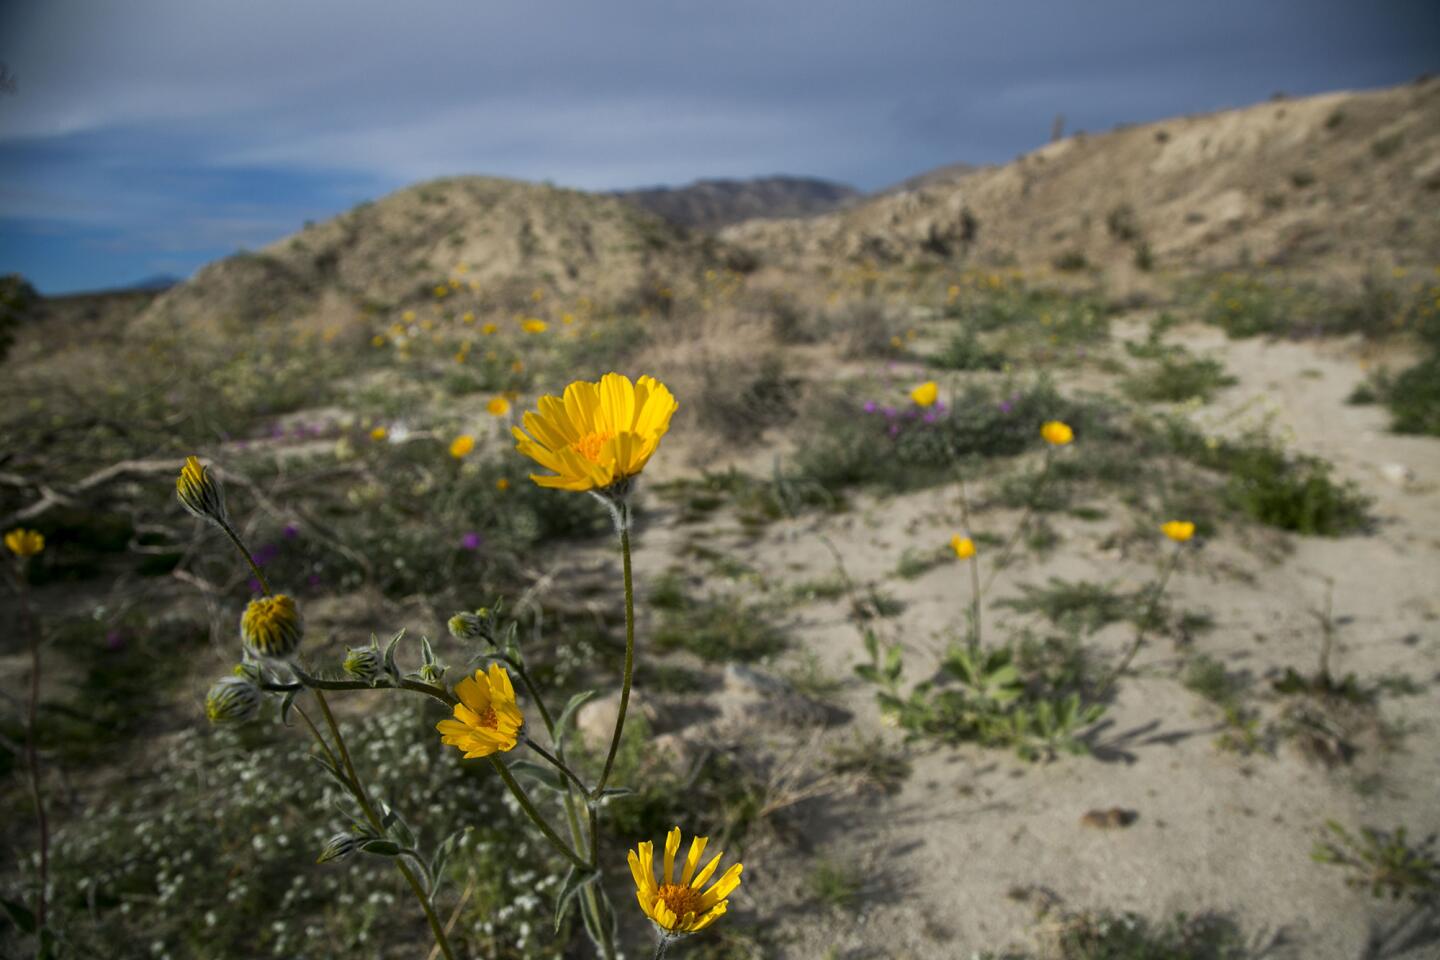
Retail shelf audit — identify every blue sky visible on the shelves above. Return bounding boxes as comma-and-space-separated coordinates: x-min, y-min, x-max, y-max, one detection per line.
2, 0, 1436, 294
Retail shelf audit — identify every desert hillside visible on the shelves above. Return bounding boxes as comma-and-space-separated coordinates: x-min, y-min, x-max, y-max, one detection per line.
725, 77, 1440, 275
3, 79, 1439, 960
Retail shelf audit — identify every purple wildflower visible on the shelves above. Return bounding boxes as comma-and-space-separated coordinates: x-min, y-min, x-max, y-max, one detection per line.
460, 532, 482, 551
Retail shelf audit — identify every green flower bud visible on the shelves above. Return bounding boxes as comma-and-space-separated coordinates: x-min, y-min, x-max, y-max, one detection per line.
317, 833, 362, 864
205, 676, 261, 725
176, 456, 229, 525
447, 610, 487, 642
240, 594, 303, 660
343, 646, 382, 683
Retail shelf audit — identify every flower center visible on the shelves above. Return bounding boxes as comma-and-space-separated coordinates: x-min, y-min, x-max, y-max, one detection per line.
572, 429, 614, 464
657, 883, 702, 918
475, 707, 499, 730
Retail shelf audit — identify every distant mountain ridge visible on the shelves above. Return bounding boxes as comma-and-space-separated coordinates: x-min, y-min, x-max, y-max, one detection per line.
613, 175, 860, 231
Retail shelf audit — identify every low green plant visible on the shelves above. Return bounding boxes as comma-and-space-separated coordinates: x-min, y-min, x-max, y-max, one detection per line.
807, 859, 863, 910
1121, 354, 1235, 404
652, 579, 788, 662
930, 327, 1005, 371
1312, 821, 1439, 903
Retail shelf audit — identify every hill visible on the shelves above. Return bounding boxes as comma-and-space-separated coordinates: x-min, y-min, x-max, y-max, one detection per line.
137, 175, 730, 334
724, 78, 1440, 276
613, 175, 860, 231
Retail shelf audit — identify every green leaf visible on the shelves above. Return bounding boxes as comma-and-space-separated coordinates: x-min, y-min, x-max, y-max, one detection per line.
0, 897, 36, 935
883, 644, 904, 682
429, 828, 466, 898
853, 664, 880, 684
862, 629, 879, 663
587, 787, 633, 810
554, 865, 601, 933
382, 628, 405, 680
507, 759, 567, 793
278, 689, 299, 726
310, 754, 352, 793
360, 838, 402, 857
554, 690, 597, 752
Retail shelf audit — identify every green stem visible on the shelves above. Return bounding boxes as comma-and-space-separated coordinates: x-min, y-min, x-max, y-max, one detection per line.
310, 692, 457, 960
594, 516, 635, 797
489, 757, 591, 871
1099, 545, 1183, 698
275, 670, 457, 707
982, 447, 1055, 596
13, 565, 49, 945
508, 661, 557, 737
218, 519, 271, 595
525, 739, 590, 794
654, 936, 672, 960
953, 468, 983, 654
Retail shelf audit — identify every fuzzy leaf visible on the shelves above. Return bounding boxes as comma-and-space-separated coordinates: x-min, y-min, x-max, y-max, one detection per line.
555, 690, 597, 753
360, 838, 402, 857
508, 759, 567, 793
554, 866, 601, 933
382, 628, 405, 680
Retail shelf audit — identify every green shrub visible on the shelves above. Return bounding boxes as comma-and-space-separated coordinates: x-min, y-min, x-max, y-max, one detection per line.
930, 327, 1005, 371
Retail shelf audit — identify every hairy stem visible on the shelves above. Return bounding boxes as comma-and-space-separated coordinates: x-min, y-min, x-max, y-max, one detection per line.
310, 692, 457, 960
594, 515, 635, 797
218, 519, 271, 596
14, 566, 49, 942
490, 757, 591, 871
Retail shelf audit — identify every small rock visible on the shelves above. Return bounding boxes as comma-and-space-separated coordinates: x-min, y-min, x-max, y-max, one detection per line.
1378, 462, 1414, 487
1080, 807, 1137, 829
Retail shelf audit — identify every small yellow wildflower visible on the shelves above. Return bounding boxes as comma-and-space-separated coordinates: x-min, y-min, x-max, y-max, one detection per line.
951, 534, 975, 559
482, 322, 498, 335
5, 528, 45, 557
495, 477, 510, 491
370, 426, 388, 441
240, 594, 303, 659
910, 381, 939, 407
629, 827, 742, 938
371, 334, 386, 347
530, 288, 544, 302
512, 372, 677, 493
521, 318, 548, 334
890, 335, 903, 349
1040, 421, 1074, 446
511, 360, 525, 373
561, 312, 576, 325
462, 312, 475, 324
487, 396, 511, 417
434, 285, 448, 298
176, 456, 228, 524
1161, 520, 1196, 543
402, 310, 416, 322
435, 664, 523, 758
450, 435, 476, 459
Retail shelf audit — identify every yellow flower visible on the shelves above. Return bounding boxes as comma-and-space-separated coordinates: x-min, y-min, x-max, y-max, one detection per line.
403, 310, 416, 322
176, 455, 228, 524
1040, 421, 1074, 446
521, 318, 548, 334
462, 312, 475, 324
240, 594, 303, 659
1161, 520, 1196, 543
434, 285, 448, 298
370, 425, 388, 441
950, 534, 975, 559
512, 373, 678, 492
4, 528, 45, 558
487, 396, 511, 417
435, 664, 523, 758
910, 381, 939, 407
511, 360, 525, 373
530, 288, 544, 302
562, 312, 576, 325
481, 322, 498, 335
450, 435, 476, 459
371, 334, 386, 347
495, 477, 510, 491
629, 827, 742, 937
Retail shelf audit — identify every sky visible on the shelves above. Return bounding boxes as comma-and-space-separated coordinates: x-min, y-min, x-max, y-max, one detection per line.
1, 1, 1437, 294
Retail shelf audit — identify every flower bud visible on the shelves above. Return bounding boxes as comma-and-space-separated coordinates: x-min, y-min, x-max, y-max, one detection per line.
240, 594, 304, 660
176, 456, 229, 525
205, 676, 261, 725
342, 646, 382, 684
316, 833, 362, 864
447, 610, 488, 643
